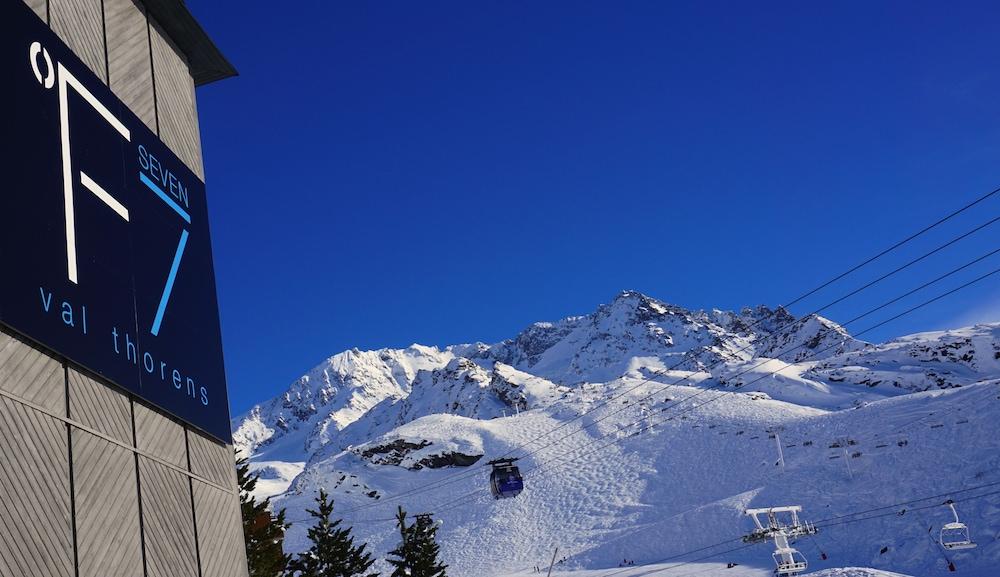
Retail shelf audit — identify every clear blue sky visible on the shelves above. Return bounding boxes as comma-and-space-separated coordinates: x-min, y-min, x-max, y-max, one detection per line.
188, 1, 1000, 415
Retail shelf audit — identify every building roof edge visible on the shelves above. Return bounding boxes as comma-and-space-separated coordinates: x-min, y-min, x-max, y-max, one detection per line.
144, 0, 237, 86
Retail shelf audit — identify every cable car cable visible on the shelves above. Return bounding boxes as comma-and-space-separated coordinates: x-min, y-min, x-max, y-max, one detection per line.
542, 384, 999, 571
588, 481, 1000, 577
780, 185, 999, 310
812, 481, 1000, 528
723, 379, 995, 454
812, 487, 1000, 535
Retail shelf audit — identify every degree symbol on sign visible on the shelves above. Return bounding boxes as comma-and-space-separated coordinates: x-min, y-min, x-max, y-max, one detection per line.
29, 41, 54, 90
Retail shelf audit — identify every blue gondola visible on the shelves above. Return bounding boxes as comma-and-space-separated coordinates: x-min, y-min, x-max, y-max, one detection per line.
488, 458, 523, 499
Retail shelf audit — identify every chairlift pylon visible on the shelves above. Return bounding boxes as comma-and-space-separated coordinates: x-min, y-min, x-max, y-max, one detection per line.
488, 457, 523, 499
939, 500, 977, 550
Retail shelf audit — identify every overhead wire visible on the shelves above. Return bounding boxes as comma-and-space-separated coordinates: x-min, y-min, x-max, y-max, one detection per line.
549, 379, 999, 572
778, 185, 1000, 310
589, 480, 1000, 577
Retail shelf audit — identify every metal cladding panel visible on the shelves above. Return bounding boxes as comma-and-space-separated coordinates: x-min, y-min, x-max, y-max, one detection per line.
150, 18, 204, 179
69, 366, 133, 444
193, 482, 250, 577
49, 0, 107, 81
105, 0, 156, 131
188, 428, 236, 488
0, 396, 73, 577
139, 457, 200, 577
73, 431, 144, 577
23, 0, 47, 20
135, 401, 188, 467
0, 329, 66, 415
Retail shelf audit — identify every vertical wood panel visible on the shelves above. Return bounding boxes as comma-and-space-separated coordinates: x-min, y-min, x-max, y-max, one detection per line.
104, 0, 155, 130
68, 367, 132, 444
188, 429, 236, 488
135, 401, 188, 467
193, 482, 249, 577
49, 0, 107, 81
139, 457, 200, 577
73, 432, 144, 577
23, 0, 47, 21
150, 18, 204, 179
0, 329, 66, 415
0, 396, 73, 577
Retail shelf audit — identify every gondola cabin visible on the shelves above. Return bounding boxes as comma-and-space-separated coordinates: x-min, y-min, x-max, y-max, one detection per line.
488, 458, 524, 499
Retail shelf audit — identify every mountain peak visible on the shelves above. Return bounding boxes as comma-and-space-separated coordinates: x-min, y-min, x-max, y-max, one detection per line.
607, 290, 684, 317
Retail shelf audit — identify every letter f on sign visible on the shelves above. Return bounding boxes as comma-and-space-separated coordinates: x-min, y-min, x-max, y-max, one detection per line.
58, 62, 131, 284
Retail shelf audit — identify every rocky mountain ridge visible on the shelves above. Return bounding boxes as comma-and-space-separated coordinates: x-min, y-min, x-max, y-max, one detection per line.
233, 290, 994, 467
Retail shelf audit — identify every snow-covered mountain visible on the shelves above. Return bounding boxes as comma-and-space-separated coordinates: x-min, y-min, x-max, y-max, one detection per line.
233, 291, 1000, 577
233, 344, 465, 459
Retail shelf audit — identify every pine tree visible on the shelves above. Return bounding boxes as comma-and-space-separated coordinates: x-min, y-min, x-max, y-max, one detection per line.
386, 507, 447, 577
386, 508, 415, 577
289, 489, 377, 577
238, 455, 292, 577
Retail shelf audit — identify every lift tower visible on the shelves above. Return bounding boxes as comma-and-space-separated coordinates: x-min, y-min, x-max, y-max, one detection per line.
744, 506, 818, 576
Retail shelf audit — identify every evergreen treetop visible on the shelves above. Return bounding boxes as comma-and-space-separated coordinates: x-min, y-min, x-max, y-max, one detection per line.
237, 455, 292, 577
386, 506, 446, 577
289, 488, 377, 577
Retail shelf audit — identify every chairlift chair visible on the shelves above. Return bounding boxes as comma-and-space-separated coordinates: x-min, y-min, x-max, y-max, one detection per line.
488, 458, 523, 499
772, 546, 808, 576
772, 530, 808, 576
939, 501, 977, 550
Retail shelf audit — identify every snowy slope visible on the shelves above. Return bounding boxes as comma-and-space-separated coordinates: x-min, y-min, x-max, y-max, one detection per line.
807, 324, 1000, 393
234, 292, 1000, 577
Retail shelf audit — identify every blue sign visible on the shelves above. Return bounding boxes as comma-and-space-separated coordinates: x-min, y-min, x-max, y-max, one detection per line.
3, 1, 231, 442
